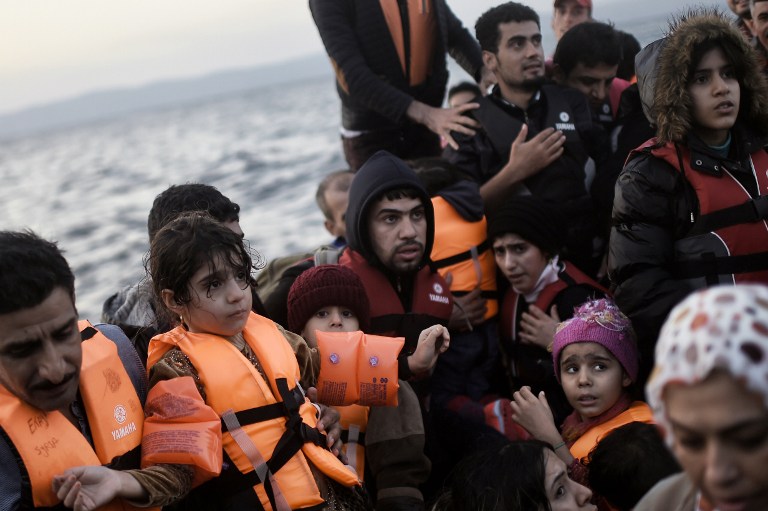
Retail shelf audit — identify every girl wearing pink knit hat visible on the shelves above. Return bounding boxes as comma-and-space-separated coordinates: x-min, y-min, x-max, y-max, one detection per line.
509, 298, 653, 510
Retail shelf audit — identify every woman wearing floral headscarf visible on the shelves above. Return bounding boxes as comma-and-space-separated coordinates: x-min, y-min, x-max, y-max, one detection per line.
635, 284, 768, 511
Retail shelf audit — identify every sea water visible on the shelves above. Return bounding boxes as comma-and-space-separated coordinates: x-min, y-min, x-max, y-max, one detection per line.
0, 12, 674, 320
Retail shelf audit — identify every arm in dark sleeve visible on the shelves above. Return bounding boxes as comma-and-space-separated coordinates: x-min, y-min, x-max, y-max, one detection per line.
442, 129, 499, 185
308, 0, 414, 123
608, 155, 694, 350
440, 0, 483, 79
0, 434, 22, 510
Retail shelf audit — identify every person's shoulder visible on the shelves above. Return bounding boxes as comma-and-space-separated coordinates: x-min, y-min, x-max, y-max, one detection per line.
634, 472, 697, 511
101, 280, 155, 328
542, 83, 587, 104
93, 322, 149, 402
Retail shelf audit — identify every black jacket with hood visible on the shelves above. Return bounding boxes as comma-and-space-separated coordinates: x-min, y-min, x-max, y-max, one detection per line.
608, 9, 768, 378
345, 150, 440, 313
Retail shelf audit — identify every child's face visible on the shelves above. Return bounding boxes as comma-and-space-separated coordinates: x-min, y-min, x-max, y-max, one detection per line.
168, 254, 252, 337
301, 306, 360, 348
559, 342, 631, 421
492, 233, 549, 295
688, 46, 740, 146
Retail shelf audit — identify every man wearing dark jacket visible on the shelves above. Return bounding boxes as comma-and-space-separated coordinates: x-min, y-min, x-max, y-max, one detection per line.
309, 0, 491, 170
444, 1, 603, 276
340, 151, 454, 364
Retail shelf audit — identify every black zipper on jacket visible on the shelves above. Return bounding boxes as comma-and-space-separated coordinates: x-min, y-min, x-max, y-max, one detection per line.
397, 0, 412, 84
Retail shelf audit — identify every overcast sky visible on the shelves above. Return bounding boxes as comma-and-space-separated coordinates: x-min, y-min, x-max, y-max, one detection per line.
1, 0, 723, 115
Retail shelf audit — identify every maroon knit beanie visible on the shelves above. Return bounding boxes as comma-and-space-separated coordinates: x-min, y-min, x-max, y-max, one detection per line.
287, 264, 370, 334
552, 298, 639, 383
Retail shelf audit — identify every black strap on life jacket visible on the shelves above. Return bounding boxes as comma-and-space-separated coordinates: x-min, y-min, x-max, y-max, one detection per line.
80, 325, 99, 341
673, 251, 768, 285
340, 430, 366, 446
452, 289, 497, 300
686, 195, 768, 237
220, 378, 329, 509
431, 239, 491, 269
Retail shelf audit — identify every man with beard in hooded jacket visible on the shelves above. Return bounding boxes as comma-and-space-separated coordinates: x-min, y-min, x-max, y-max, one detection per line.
340, 151, 454, 358
609, 8, 768, 387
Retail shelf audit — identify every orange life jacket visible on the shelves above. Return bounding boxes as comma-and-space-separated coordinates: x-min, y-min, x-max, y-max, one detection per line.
336, 404, 369, 482
0, 321, 149, 510
147, 313, 359, 510
569, 401, 654, 462
430, 196, 498, 320
340, 248, 453, 353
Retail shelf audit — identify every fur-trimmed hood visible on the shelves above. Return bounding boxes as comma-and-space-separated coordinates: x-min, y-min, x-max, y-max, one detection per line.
637, 8, 768, 145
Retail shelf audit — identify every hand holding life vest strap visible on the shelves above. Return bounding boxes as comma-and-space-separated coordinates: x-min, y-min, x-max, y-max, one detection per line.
315, 331, 402, 407
141, 376, 222, 488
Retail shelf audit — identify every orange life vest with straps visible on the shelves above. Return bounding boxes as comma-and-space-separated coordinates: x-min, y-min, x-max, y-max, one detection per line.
634, 139, 768, 286
0, 321, 150, 510
336, 404, 368, 482
147, 313, 359, 511
339, 249, 453, 353
430, 196, 498, 320
569, 401, 654, 462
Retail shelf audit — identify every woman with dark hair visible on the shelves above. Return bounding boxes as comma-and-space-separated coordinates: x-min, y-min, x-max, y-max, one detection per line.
488, 196, 607, 427
432, 440, 595, 511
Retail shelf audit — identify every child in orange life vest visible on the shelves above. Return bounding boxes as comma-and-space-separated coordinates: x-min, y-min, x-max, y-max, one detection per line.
144, 213, 364, 511
509, 299, 652, 509
286, 264, 448, 511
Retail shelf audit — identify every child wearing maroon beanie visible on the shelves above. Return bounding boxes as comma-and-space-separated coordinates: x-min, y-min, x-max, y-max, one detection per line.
508, 298, 654, 510
287, 264, 449, 511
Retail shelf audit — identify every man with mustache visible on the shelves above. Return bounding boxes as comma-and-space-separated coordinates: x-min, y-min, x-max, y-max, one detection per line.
0, 231, 189, 509
339, 151, 453, 369
443, 2, 604, 278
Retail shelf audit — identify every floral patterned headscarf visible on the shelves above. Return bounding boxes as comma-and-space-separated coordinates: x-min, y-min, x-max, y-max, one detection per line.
647, 284, 768, 444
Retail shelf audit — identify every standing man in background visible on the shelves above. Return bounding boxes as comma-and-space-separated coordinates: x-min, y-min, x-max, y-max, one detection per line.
752, 0, 768, 72
309, 0, 493, 170
729, 0, 756, 40
551, 0, 591, 42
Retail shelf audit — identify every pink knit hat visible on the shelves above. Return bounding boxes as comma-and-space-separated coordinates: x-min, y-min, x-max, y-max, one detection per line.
552, 299, 639, 383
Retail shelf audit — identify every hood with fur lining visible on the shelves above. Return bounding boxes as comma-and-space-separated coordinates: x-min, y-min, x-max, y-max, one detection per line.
639, 8, 768, 145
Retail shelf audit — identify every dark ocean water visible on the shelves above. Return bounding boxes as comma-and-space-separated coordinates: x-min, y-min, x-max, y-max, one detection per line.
0, 12, 672, 320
